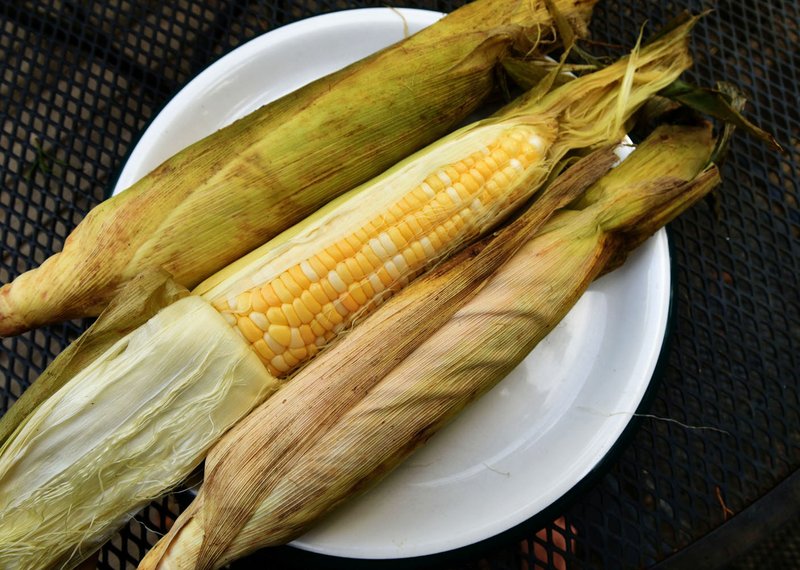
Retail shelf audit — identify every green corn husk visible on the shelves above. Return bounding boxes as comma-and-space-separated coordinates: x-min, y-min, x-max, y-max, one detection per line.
139, 123, 721, 570
0, 18, 696, 570
0, 0, 598, 337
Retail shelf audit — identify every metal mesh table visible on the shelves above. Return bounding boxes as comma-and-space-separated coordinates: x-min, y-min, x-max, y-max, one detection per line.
1, 0, 798, 568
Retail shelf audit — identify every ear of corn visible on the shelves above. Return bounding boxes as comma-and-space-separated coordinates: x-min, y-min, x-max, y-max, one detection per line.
194, 17, 695, 379
0, 295, 280, 570
0, 0, 598, 337
198, 119, 560, 376
139, 122, 721, 570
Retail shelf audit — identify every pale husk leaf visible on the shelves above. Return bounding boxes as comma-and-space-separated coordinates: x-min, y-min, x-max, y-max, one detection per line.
0, 269, 188, 446
0, 297, 279, 570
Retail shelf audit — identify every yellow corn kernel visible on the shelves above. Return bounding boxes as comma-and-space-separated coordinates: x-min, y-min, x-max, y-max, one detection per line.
250, 291, 269, 313
318, 250, 338, 270
264, 334, 285, 356
282, 304, 302, 328
309, 320, 326, 338
320, 279, 340, 301
348, 283, 368, 306
289, 328, 304, 350
298, 325, 315, 346
249, 312, 269, 331
270, 280, 293, 304
402, 247, 418, 267
344, 257, 365, 281
236, 317, 262, 344
340, 293, 360, 313
344, 234, 363, 252
357, 245, 378, 268
289, 347, 308, 361
300, 290, 322, 314
322, 303, 344, 325
270, 355, 290, 374
266, 306, 287, 327
308, 282, 329, 305
269, 324, 292, 347
287, 265, 311, 290
315, 312, 335, 331
332, 299, 349, 318
308, 257, 328, 280
252, 339, 275, 362
387, 227, 408, 251
279, 274, 303, 298
360, 279, 376, 299
333, 263, 354, 287
293, 299, 315, 324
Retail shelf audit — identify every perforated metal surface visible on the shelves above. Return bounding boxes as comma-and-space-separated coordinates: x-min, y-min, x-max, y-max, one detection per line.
1, 1, 798, 569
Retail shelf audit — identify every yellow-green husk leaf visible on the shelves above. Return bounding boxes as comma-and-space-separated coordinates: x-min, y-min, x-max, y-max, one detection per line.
0, 0, 598, 336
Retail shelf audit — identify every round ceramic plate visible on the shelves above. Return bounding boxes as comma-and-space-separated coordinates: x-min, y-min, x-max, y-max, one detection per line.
113, 8, 671, 561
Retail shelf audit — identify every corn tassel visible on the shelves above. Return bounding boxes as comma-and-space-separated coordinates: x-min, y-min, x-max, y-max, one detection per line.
139, 123, 721, 570
0, 18, 695, 570
0, 0, 598, 337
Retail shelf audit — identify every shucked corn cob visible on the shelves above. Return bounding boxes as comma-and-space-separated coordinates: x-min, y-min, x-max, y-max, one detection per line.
0, 0, 598, 337
0, 18, 694, 570
205, 125, 551, 376
141, 122, 721, 570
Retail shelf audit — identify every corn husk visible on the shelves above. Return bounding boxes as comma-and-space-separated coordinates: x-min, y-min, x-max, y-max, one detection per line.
0, 270, 187, 445
0, 294, 280, 570
0, 0, 598, 337
140, 122, 721, 570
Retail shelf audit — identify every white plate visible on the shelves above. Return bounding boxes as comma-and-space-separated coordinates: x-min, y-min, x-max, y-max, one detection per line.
113, 8, 671, 561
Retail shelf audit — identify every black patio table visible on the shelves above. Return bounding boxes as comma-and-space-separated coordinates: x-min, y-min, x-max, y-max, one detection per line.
1, 1, 798, 568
